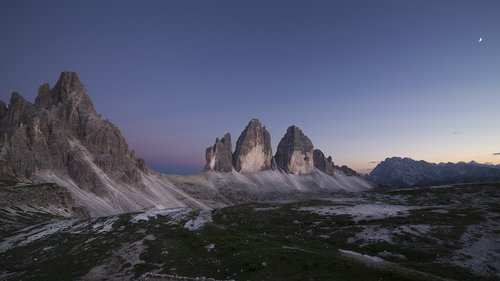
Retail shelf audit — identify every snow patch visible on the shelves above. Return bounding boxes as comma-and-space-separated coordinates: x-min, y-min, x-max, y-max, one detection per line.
130, 207, 189, 223
82, 238, 148, 280
92, 216, 118, 234
184, 210, 212, 231
298, 204, 417, 221
0, 220, 82, 253
448, 223, 500, 277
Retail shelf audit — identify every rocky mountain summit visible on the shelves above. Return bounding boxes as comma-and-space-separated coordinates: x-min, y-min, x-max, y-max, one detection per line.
275, 125, 314, 175
198, 120, 374, 200
204, 120, 364, 179
232, 119, 274, 172
0, 72, 143, 188
205, 133, 233, 172
1, 71, 373, 217
0, 72, 207, 216
369, 157, 500, 187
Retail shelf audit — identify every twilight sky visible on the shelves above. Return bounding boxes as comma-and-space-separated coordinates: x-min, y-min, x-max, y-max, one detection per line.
1, 0, 499, 174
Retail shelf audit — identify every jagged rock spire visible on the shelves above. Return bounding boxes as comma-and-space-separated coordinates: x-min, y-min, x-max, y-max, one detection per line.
0, 71, 144, 190
1, 92, 34, 131
313, 149, 335, 176
34, 83, 53, 109
233, 119, 273, 172
275, 125, 314, 175
205, 133, 233, 172
33, 71, 95, 114
52, 71, 87, 103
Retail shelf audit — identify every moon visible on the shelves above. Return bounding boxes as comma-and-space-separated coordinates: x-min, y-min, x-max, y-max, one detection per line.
478, 37, 483, 43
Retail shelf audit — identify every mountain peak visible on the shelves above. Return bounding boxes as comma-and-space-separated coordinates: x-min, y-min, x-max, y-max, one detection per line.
370, 157, 500, 187
50, 71, 89, 106
205, 132, 233, 172
9, 92, 27, 105
275, 125, 314, 175
313, 149, 335, 176
286, 125, 299, 132
0, 72, 144, 201
34, 83, 52, 109
57, 71, 84, 88
247, 118, 264, 128
233, 119, 273, 172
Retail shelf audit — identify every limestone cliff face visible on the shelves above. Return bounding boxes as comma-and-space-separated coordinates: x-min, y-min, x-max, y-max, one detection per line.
275, 126, 314, 175
232, 119, 273, 172
0, 72, 212, 216
0, 72, 146, 194
205, 133, 233, 172
313, 149, 335, 176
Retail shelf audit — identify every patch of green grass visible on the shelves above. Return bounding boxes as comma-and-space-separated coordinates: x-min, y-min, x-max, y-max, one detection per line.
2, 186, 499, 281
137, 211, 433, 281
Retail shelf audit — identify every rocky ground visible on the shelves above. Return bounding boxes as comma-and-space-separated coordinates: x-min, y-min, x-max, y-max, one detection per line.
0, 183, 90, 240
0, 184, 499, 281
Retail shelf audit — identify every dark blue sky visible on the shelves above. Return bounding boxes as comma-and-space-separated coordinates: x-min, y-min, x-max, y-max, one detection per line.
1, 0, 499, 174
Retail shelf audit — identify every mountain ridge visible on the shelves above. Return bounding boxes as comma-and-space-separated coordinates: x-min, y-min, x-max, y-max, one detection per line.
0, 72, 208, 216
0, 71, 373, 217
369, 156, 500, 187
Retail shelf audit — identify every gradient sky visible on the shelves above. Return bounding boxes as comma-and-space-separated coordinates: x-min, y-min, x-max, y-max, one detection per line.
1, 0, 499, 174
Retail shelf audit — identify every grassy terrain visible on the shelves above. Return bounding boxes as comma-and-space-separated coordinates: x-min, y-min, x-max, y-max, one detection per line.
0, 184, 499, 281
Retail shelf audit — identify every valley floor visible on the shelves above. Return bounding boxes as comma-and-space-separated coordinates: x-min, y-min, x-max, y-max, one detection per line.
0, 184, 499, 281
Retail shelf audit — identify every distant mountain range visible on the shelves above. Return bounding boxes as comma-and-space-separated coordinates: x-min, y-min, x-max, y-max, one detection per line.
369, 157, 500, 188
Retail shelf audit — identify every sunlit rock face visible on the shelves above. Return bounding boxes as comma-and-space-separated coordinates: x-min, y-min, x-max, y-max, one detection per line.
232, 119, 273, 172
275, 125, 314, 175
313, 149, 335, 176
205, 133, 233, 172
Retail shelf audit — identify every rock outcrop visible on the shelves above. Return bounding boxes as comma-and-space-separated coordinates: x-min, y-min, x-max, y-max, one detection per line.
232, 119, 273, 172
0, 100, 7, 120
0, 72, 143, 191
0, 71, 207, 216
0, 71, 376, 217
205, 133, 233, 172
313, 149, 335, 176
275, 126, 314, 175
